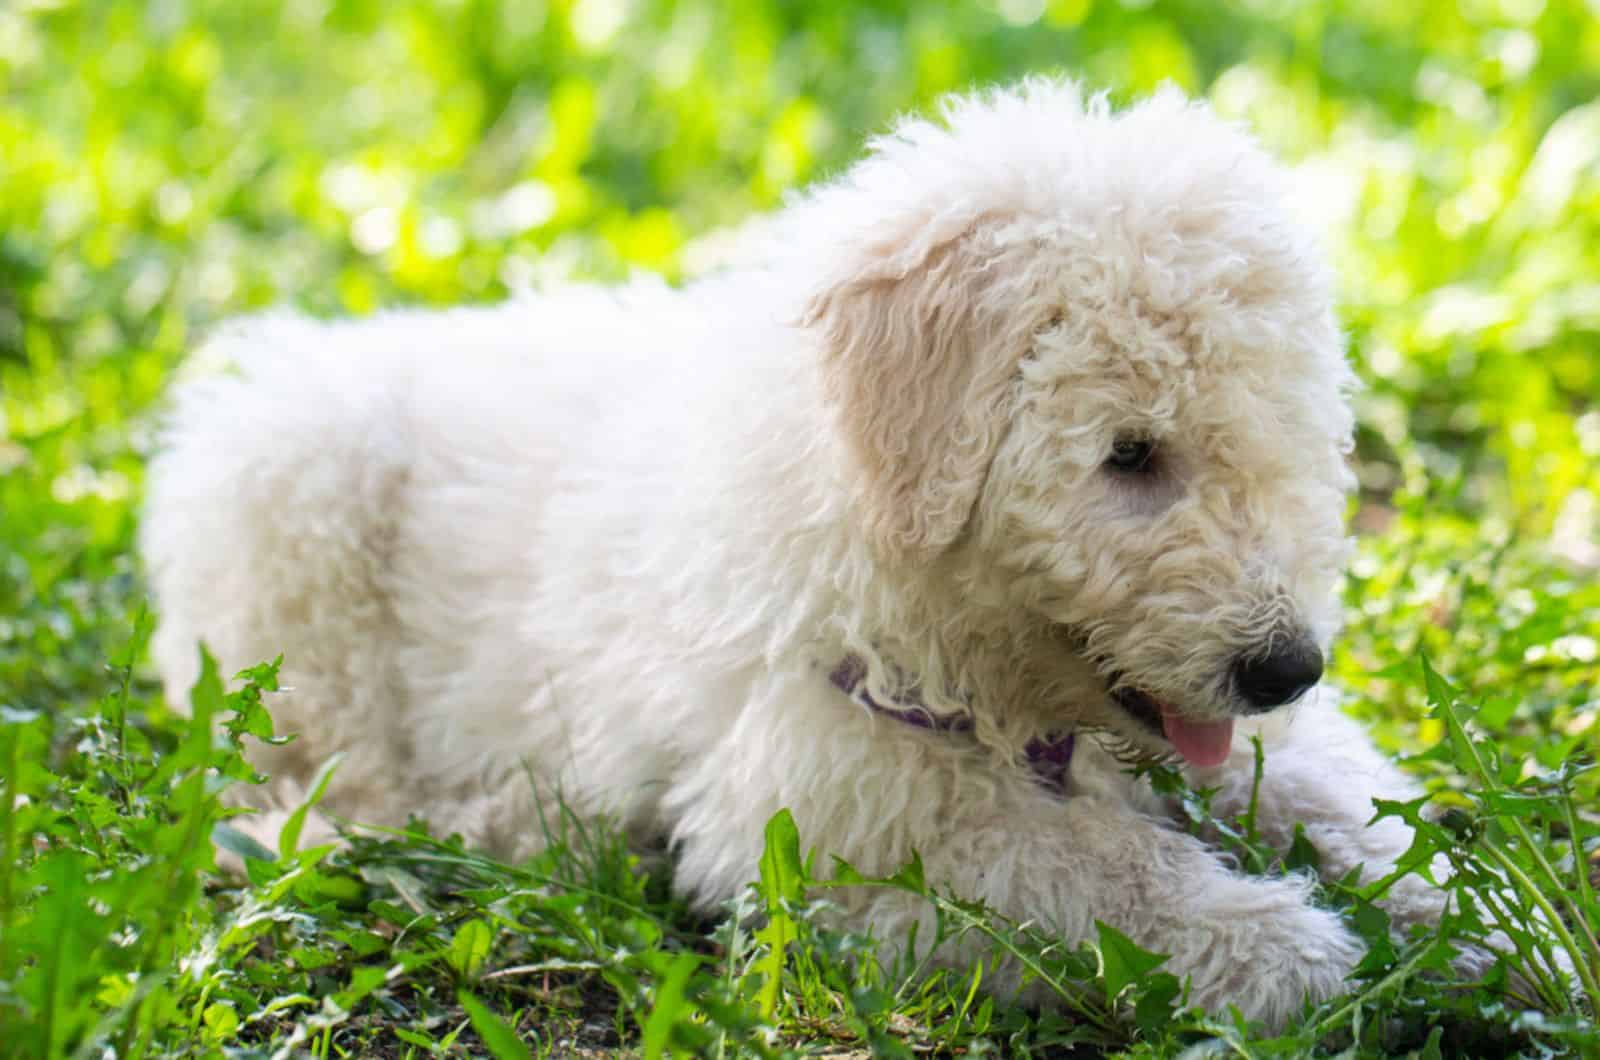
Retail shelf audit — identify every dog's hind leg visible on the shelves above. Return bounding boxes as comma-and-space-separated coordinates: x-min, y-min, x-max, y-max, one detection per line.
142, 314, 422, 849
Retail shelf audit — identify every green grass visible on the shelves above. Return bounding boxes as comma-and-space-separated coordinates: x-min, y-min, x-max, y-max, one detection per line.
2, 0, 1598, 1055
1, 643, 1595, 1056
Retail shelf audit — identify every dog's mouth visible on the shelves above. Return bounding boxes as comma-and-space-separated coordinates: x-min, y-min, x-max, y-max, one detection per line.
1109, 683, 1235, 768
1109, 685, 1164, 732
1056, 627, 1238, 768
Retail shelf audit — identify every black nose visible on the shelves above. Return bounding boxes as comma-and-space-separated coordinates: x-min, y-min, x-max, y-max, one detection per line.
1232, 642, 1324, 712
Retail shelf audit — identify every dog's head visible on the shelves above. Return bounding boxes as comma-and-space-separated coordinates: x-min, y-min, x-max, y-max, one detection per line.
799, 81, 1356, 766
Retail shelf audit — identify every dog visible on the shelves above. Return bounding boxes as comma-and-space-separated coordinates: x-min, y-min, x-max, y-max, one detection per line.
142, 80, 1452, 1029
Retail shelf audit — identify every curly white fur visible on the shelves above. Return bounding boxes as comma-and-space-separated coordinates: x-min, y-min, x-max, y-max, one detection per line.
142, 80, 1447, 1030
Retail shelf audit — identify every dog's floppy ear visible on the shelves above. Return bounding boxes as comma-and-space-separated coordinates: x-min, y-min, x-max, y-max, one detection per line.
803, 210, 1036, 563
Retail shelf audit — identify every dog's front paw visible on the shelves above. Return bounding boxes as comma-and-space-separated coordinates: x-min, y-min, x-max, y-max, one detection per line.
1181, 892, 1365, 1031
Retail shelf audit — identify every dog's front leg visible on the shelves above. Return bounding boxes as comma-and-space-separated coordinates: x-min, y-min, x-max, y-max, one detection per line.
1204, 702, 1587, 998
1197, 698, 1447, 935
666, 687, 1364, 1030
838, 787, 1365, 1031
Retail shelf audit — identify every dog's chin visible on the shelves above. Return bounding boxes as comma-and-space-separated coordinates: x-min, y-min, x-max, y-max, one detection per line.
1087, 714, 1176, 768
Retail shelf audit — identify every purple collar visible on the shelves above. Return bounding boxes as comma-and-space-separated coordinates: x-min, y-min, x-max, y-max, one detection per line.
828, 655, 1075, 796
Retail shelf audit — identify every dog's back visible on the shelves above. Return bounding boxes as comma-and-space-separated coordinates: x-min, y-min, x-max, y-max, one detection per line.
141, 283, 716, 852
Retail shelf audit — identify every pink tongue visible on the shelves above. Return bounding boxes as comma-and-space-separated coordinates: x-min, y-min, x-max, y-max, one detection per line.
1160, 705, 1235, 768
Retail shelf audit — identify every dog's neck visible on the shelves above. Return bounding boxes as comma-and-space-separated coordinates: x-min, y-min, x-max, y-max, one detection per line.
827, 652, 1077, 795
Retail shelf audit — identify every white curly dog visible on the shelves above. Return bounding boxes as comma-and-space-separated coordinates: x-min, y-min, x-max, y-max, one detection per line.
143, 81, 1451, 1028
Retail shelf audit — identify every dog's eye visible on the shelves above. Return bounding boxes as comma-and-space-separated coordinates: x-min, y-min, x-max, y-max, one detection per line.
1105, 438, 1156, 474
